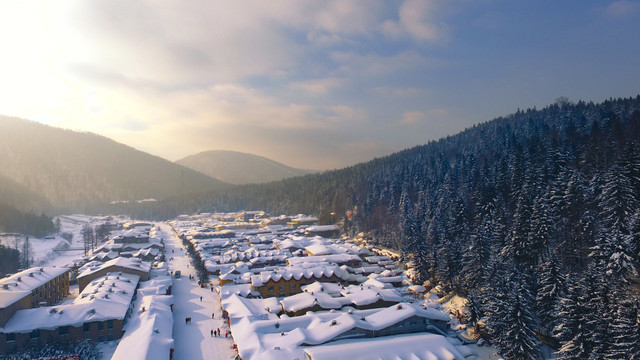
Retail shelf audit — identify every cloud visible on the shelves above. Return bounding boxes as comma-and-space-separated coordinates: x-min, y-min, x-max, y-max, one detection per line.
329, 50, 438, 79
382, 0, 446, 42
604, 0, 640, 18
369, 86, 427, 97
289, 78, 346, 94
399, 111, 426, 125
326, 105, 368, 123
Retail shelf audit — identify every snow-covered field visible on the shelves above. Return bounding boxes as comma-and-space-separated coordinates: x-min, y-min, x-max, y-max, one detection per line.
0, 214, 97, 268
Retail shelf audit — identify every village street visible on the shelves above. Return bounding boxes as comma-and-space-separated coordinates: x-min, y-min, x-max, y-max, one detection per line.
161, 224, 237, 360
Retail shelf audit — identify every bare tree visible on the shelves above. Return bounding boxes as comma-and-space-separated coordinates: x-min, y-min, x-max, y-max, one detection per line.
81, 224, 95, 255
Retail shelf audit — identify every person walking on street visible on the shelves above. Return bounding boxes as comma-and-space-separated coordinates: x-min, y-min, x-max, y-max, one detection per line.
211, 329, 214, 337
200, 296, 202, 302
212, 313, 215, 319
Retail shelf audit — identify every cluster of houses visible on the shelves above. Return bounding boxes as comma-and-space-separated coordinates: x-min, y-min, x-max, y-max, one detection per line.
0, 222, 174, 359
171, 212, 478, 360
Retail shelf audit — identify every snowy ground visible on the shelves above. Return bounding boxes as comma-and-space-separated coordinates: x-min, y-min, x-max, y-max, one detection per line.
162, 224, 237, 360
0, 214, 96, 269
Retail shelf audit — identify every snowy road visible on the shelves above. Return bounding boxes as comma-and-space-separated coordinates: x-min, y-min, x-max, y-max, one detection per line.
162, 225, 237, 360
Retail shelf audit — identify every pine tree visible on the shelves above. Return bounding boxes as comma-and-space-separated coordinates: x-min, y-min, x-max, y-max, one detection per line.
607, 298, 639, 359
554, 273, 592, 360
592, 163, 638, 287
499, 270, 541, 360
584, 263, 614, 358
536, 251, 564, 336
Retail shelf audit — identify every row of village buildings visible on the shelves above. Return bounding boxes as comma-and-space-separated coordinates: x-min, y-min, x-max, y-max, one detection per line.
0, 223, 174, 358
172, 212, 477, 360
1, 212, 477, 359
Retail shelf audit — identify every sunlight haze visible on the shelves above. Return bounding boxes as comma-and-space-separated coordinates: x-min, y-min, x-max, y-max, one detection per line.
0, 0, 639, 169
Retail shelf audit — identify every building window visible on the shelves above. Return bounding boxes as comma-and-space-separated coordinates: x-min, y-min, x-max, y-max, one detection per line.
107, 320, 114, 329
59, 326, 69, 335
98, 322, 104, 330
6, 333, 16, 342
290, 284, 296, 290
267, 286, 274, 291
107, 334, 113, 341
279, 285, 285, 291
30, 329, 40, 339
98, 335, 104, 342
84, 323, 91, 332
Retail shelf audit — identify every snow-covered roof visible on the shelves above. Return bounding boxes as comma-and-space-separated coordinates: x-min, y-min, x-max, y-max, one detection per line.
2, 272, 139, 333
286, 254, 362, 266
276, 237, 314, 250
305, 244, 331, 256
280, 292, 347, 313
408, 285, 427, 293
290, 215, 318, 223
111, 295, 174, 360
231, 302, 454, 360
362, 277, 391, 289
136, 275, 173, 296
302, 282, 344, 297
305, 225, 340, 233
221, 294, 281, 318
74, 272, 140, 306
218, 284, 260, 298
0, 267, 69, 308
250, 266, 350, 287
220, 249, 291, 264
303, 333, 469, 360
77, 257, 152, 279
339, 285, 403, 307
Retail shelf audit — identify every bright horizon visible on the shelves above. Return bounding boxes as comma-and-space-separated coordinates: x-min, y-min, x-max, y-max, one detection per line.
1, 1, 639, 170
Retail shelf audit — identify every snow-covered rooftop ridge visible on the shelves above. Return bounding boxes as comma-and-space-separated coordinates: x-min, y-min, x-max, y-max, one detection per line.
221, 293, 280, 318
136, 276, 173, 297
77, 256, 152, 279
218, 283, 258, 298
291, 215, 318, 222
2, 272, 140, 333
94, 240, 162, 254
286, 254, 361, 266
280, 291, 348, 312
306, 225, 340, 232
250, 265, 350, 287
301, 281, 344, 296
220, 249, 291, 263
0, 266, 69, 293
303, 333, 469, 360
74, 272, 140, 306
278, 282, 405, 312
231, 302, 454, 359
0, 267, 69, 308
111, 295, 174, 360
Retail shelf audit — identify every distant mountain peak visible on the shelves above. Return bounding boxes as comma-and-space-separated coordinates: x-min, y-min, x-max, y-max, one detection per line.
176, 150, 316, 185
0, 116, 230, 212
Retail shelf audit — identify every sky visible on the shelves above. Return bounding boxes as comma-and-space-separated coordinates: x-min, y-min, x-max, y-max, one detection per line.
0, 1, 639, 170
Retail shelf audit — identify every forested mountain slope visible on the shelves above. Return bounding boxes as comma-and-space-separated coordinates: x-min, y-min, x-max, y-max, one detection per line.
175, 96, 640, 358
0, 117, 230, 212
176, 150, 314, 185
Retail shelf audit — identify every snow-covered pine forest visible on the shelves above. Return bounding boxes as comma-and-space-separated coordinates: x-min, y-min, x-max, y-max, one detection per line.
176, 95, 640, 359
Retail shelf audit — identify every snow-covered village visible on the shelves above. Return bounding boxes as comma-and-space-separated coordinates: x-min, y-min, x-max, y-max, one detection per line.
0, 212, 519, 360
